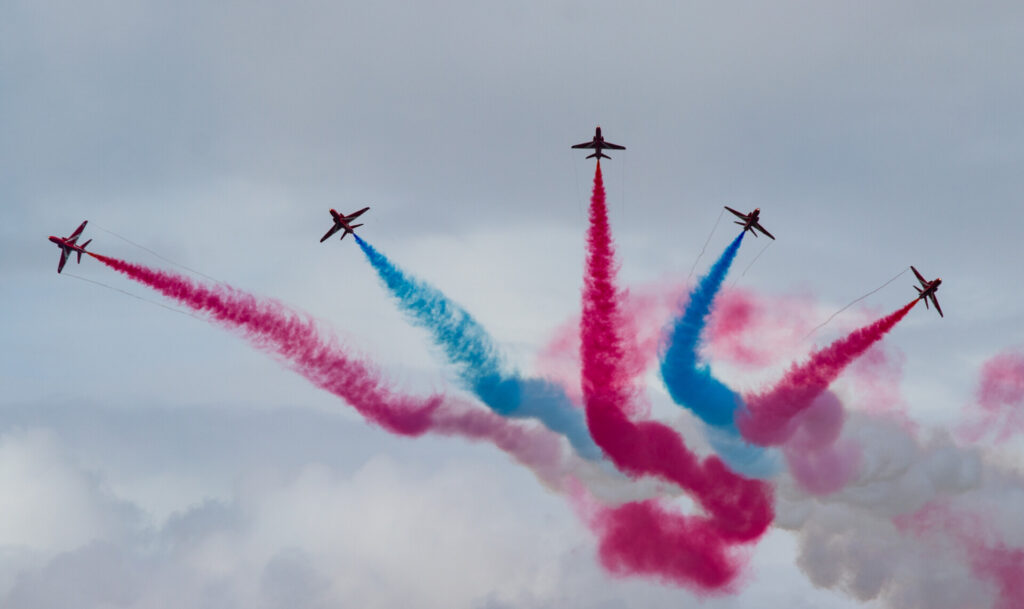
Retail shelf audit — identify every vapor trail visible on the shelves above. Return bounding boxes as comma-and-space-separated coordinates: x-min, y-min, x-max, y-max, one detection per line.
737, 300, 918, 446
63, 271, 204, 322
801, 267, 910, 340
355, 236, 603, 460
731, 239, 773, 286
578, 162, 773, 591
687, 207, 725, 282
93, 223, 221, 283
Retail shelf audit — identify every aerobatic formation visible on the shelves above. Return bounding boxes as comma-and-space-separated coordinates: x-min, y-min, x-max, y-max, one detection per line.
51, 126, 1024, 609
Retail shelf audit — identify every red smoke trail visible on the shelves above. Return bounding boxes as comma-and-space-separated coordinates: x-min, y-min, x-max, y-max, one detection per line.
737, 300, 917, 447
90, 252, 438, 434
575, 493, 739, 591
578, 163, 773, 590
535, 285, 680, 412
88, 252, 581, 484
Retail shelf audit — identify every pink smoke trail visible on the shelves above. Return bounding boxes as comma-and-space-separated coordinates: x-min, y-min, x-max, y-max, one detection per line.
88, 252, 576, 489
536, 285, 679, 409
969, 543, 1024, 609
571, 487, 740, 591
958, 349, 1024, 444
781, 391, 862, 495
577, 163, 773, 590
737, 300, 918, 446
897, 502, 1024, 609
91, 252, 439, 435
703, 287, 819, 369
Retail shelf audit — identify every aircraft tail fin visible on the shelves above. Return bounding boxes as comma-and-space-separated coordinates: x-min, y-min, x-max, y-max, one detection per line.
339, 224, 364, 241
77, 239, 92, 263
587, 151, 611, 160
915, 287, 929, 308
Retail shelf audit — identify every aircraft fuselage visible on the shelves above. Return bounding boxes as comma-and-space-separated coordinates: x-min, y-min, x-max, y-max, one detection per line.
49, 236, 84, 253
919, 280, 941, 299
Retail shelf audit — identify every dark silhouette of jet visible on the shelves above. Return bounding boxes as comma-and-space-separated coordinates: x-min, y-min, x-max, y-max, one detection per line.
572, 126, 625, 160
724, 206, 775, 240
911, 266, 943, 317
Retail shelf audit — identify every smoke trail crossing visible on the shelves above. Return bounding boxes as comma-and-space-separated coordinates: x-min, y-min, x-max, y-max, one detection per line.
86, 251, 628, 492
578, 162, 773, 590
353, 236, 603, 460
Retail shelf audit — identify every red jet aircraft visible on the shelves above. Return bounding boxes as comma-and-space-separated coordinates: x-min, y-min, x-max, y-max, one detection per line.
911, 266, 943, 317
724, 206, 775, 240
320, 207, 369, 242
48, 220, 92, 273
571, 126, 625, 160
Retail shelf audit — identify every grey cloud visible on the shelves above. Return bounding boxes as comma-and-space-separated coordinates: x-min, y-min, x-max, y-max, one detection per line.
260, 548, 332, 609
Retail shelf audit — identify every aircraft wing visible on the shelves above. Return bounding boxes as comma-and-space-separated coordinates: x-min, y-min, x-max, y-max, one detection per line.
319, 224, 341, 243
572, 141, 597, 149
57, 248, 69, 273
931, 294, 944, 317
911, 266, 926, 285
603, 142, 626, 150
67, 220, 87, 244
344, 207, 369, 221
723, 206, 748, 221
754, 223, 776, 240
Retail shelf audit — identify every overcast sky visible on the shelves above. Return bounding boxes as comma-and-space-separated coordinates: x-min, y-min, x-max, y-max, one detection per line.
2, 2, 1023, 607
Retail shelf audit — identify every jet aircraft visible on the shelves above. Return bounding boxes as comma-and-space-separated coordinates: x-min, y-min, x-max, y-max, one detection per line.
571, 126, 625, 160
911, 266, 943, 317
724, 206, 775, 240
48, 220, 92, 273
320, 207, 369, 242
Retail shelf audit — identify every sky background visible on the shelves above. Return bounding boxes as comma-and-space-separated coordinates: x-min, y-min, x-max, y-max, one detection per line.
2, 1, 1023, 607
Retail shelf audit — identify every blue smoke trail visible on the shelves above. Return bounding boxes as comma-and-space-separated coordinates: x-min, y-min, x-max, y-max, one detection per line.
355, 235, 603, 461
660, 231, 779, 477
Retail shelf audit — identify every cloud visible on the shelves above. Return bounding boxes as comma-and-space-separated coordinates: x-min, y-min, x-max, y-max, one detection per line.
0, 429, 140, 555
0, 404, 872, 608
